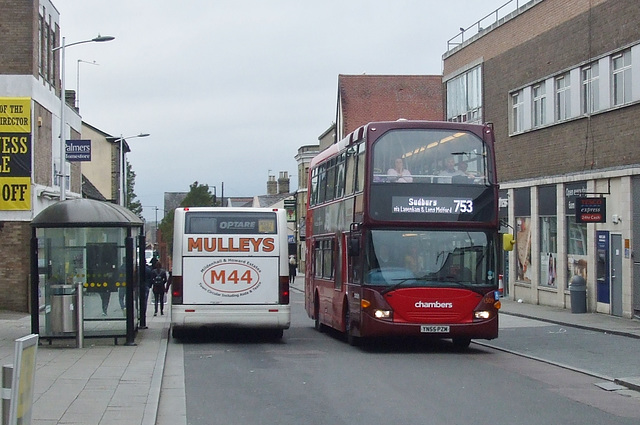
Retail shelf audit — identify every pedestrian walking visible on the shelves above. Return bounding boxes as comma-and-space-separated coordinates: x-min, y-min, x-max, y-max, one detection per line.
288, 255, 297, 284
151, 261, 168, 316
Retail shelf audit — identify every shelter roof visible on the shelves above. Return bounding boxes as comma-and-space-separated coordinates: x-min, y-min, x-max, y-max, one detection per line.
32, 199, 143, 228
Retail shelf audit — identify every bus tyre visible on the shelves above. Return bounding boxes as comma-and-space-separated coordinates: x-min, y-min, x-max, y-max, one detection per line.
271, 329, 284, 340
314, 293, 324, 332
452, 337, 471, 350
171, 325, 183, 340
344, 305, 360, 346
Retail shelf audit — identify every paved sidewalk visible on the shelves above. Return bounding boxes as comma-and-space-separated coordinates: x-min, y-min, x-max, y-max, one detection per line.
498, 296, 640, 392
0, 310, 170, 425
499, 297, 640, 339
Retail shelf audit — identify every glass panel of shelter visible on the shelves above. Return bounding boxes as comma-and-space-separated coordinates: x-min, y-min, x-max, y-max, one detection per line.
37, 227, 130, 338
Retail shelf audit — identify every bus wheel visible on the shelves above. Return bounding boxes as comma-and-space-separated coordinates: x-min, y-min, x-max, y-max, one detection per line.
270, 329, 284, 340
452, 337, 471, 350
171, 325, 183, 340
314, 293, 324, 332
344, 305, 360, 346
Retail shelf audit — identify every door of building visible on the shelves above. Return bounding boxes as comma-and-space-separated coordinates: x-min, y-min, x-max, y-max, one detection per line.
611, 234, 623, 317
596, 231, 610, 304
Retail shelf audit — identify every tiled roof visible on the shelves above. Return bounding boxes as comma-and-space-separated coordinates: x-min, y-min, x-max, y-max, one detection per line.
338, 74, 443, 135
256, 193, 293, 208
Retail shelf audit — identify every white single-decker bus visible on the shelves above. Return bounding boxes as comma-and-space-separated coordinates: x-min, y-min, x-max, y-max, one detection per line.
170, 207, 291, 339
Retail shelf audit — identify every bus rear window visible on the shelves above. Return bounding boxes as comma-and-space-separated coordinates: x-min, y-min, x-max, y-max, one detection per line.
185, 212, 277, 234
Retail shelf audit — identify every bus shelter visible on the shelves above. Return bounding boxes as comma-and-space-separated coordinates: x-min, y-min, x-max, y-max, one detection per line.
30, 199, 145, 345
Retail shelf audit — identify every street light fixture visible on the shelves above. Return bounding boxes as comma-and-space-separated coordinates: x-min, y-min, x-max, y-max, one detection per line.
109, 133, 150, 206
53, 35, 115, 201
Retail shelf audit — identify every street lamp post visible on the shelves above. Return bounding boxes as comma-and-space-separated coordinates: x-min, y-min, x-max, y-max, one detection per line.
142, 206, 164, 244
53, 35, 114, 201
110, 133, 150, 206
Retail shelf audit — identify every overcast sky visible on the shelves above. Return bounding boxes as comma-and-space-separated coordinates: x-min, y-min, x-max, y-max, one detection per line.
53, 0, 513, 221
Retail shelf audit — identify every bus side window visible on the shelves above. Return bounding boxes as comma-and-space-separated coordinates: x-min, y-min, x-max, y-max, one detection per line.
356, 143, 366, 192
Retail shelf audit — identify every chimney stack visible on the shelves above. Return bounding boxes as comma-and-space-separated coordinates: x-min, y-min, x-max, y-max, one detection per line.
278, 171, 290, 194
267, 174, 277, 195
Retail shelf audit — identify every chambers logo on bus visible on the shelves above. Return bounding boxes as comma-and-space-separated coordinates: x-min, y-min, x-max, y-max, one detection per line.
415, 301, 453, 308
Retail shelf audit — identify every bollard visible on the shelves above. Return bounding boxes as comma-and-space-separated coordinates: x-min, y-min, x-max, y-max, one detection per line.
76, 282, 84, 348
2, 364, 12, 425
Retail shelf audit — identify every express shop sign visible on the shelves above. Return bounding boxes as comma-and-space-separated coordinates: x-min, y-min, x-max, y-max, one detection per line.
575, 197, 606, 223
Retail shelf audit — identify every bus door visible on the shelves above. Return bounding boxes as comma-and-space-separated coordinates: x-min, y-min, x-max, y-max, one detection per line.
332, 235, 345, 327
346, 226, 363, 333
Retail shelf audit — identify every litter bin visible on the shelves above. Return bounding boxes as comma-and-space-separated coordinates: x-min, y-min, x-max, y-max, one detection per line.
50, 284, 77, 333
569, 275, 587, 314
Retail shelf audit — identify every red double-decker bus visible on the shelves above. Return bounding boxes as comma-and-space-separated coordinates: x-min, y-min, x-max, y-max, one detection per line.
305, 120, 507, 348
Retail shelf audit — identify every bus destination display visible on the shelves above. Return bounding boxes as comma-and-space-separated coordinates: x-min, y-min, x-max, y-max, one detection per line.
392, 196, 474, 217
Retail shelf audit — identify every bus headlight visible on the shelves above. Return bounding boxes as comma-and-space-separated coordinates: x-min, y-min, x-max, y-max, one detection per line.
374, 309, 391, 319
474, 311, 491, 319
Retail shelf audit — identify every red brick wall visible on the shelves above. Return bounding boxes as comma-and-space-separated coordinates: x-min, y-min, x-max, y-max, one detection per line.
482, 0, 640, 181
0, 222, 32, 312
444, 0, 640, 182
33, 101, 53, 185
0, 0, 38, 76
443, 0, 608, 76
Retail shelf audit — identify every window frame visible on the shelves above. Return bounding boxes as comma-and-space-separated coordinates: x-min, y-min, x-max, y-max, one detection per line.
581, 63, 599, 114
532, 82, 546, 127
555, 73, 571, 121
612, 49, 632, 106
511, 91, 524, 133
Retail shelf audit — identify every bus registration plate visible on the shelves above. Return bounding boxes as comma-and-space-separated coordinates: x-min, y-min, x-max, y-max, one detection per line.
421, 325, 450, 333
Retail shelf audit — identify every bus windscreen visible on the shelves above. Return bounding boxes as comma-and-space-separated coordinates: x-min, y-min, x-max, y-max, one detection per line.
364, 229, 497, 290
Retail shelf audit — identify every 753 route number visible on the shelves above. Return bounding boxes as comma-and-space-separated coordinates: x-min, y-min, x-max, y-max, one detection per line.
453, 199, 473, 213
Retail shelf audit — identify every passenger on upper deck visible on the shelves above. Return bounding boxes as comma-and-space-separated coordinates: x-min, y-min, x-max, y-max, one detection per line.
387, 158, 413, 183
437, 157, 463, 183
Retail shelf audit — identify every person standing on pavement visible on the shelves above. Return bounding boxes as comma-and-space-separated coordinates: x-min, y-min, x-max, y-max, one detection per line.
289, 255, 297, 284
151, 261, 168, 316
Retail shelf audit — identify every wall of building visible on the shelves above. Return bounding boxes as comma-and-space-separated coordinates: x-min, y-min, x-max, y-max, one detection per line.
80, 124, 116, 201
483, 0, 640, 181
444, 0, 640, 318
33, 101, 53, 185
0, 1, 87, 312
0, 222, 32, 311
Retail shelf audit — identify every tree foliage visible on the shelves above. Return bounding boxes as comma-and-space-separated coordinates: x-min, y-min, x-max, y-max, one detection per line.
126, 161, 143, 217
159, 181, 215, 253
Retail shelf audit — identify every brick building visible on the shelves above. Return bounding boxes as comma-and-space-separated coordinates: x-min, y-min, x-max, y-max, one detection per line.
443, 0, 640, 318
336, 74, 443, 140
0, 1, 120, 312
0, 1, 72, 312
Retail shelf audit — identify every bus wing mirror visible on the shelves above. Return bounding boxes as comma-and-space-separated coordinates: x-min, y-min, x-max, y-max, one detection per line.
348, 236, 360, 257
502, 233, 515, 251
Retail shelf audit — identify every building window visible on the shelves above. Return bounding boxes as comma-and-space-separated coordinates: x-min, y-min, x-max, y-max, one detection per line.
539, 185, 557, 288
446, 65, 482, 123
555, 74, 571, 121
43, 21, 50, 82
581, 63, 599, 114
532, 82, 546, 127
612, 49, 632, 106
514, 188, 531, 283
511, 91, 523, 133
